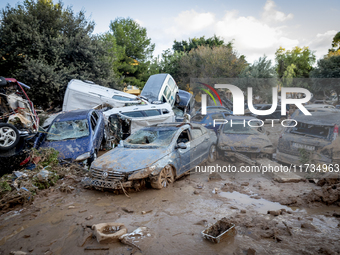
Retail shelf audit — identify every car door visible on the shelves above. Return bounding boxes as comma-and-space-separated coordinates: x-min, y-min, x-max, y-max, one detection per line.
175, 129, 192, 175
90, 111, 99, 150
189, 127, 205, 166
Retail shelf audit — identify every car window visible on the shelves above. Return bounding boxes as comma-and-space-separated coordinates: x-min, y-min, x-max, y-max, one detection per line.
177, 129, 190, 144
168, 78, 176, 91
191, 128, 203, 139
112, 95, 135, 101
47, 119, 90, 141
164, 86, 171, 100
123, 111, 144, 117
90, 116, 97, 130
92, 111, 98, 121
125, 128, 177, 147
144, 109, 161, 116
211, 113, 224, 120
223, 120, 261, 135
191, 114, 205, 122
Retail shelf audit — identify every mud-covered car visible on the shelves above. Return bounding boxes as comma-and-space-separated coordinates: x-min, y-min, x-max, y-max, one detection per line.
87, 123, 217, 190
276, 112, 340, 165
217, 116, 275, 161
38, 109, 105, 166
0, 77, 39, 153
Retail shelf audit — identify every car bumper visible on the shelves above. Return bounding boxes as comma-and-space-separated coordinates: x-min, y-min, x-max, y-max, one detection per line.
276, 150, 332, 165
89, 178, 133, 190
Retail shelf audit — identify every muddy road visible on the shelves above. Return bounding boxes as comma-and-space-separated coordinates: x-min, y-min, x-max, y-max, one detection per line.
1, 123, 340, 254
1, 163, 340, 255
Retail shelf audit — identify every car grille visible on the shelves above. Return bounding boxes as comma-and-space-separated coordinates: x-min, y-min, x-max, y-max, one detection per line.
91, 167, 126, 182
233, 146, 259, 152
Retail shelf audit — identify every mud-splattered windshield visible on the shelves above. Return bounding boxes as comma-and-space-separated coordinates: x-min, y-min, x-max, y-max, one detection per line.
124, 128, 177, 148
46, 119, 90, 141
223, 121, 261, 135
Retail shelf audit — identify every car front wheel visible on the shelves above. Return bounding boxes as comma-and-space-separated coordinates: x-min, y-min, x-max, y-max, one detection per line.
151, 165, 174, 189
0, 123, 20, 151
208, 144, 217, 163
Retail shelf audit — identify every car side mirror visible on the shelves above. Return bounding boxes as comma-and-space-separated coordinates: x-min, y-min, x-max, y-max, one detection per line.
176, 142, 187, 149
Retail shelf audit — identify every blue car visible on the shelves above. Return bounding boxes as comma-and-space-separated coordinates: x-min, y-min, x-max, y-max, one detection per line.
87, 123, 217, 190
39, 109, 105, 166
191, 106, 233, 134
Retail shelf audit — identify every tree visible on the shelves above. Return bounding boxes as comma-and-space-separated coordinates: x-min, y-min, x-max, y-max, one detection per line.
159, 49, 186, 83
108, 17, 155, 87
172, 35, 230, 53
177, 45, 247, 89
0, 0, 116, 107
310, 55, 340, 102
237, 56, 278, 102
329, 31, 340, 53
275, 46, 316, 80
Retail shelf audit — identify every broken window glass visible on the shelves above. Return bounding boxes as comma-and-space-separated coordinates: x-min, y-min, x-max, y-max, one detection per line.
223, 121, 260, 135
125, 128, 177, 147
46, 119, 90, 141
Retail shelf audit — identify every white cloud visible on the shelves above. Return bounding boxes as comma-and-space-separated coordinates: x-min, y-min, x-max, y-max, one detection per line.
149, 1, 333, 64
308, 30, 338, 59
174, 10, 215, 33
262, 0, 293, 23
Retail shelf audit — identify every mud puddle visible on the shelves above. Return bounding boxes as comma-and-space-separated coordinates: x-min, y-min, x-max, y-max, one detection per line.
218, 191, 292, 214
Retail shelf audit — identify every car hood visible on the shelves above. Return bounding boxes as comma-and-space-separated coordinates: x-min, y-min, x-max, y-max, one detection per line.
92, 147, 167, 172
40, 136, 91, 160
219, 133, 272, 149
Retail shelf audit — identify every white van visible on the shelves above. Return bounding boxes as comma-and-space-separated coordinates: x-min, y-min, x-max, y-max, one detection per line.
62, 79, 145, 111
140, 74, 179, 107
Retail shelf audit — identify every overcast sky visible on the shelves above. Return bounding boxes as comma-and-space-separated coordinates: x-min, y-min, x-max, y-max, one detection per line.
3, 0, 340, 63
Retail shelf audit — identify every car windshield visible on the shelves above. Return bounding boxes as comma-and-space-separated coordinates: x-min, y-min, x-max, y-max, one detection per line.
288, 122, 332, 139
223, 121, 261, 135
46, 119, 90, 141
172, 107, 184, 117
124, 128, 177, 148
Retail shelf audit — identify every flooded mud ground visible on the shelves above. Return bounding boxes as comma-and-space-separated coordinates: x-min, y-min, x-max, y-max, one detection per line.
1, 123, 340, 254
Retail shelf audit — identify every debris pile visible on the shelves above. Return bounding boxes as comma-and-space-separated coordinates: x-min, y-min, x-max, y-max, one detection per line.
0, 148, 87, 213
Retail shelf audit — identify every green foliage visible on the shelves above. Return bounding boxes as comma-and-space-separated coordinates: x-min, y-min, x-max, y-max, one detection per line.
0, 179, 12, 193
172, 35, 229, 53
106, 17, 156, 88
176, 45, 247, 89
0, 0, 117, 107
329, 31, 340, 53
237, 56, 278, 101
310, 55, 340, 102
159, 49, 186, 83
31, 147, 59, 167
275, 46, 316, 80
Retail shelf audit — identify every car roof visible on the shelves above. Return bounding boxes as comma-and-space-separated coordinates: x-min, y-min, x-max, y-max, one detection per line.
294, 112, 340, 126
54, 109, 92, 122
178, 90, 192, 107
140, 74, 168, 101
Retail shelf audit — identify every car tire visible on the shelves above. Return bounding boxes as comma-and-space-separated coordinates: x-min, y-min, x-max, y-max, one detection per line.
0, 123, 20, 151
175, 93, 180, 105
208, 144, 217, 163
150, 165, 174, 189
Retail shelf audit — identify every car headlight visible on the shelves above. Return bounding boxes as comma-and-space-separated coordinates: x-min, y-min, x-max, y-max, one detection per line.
75, 152, 91, 161
262, 146, 275, 154
128, 165, 156, 180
